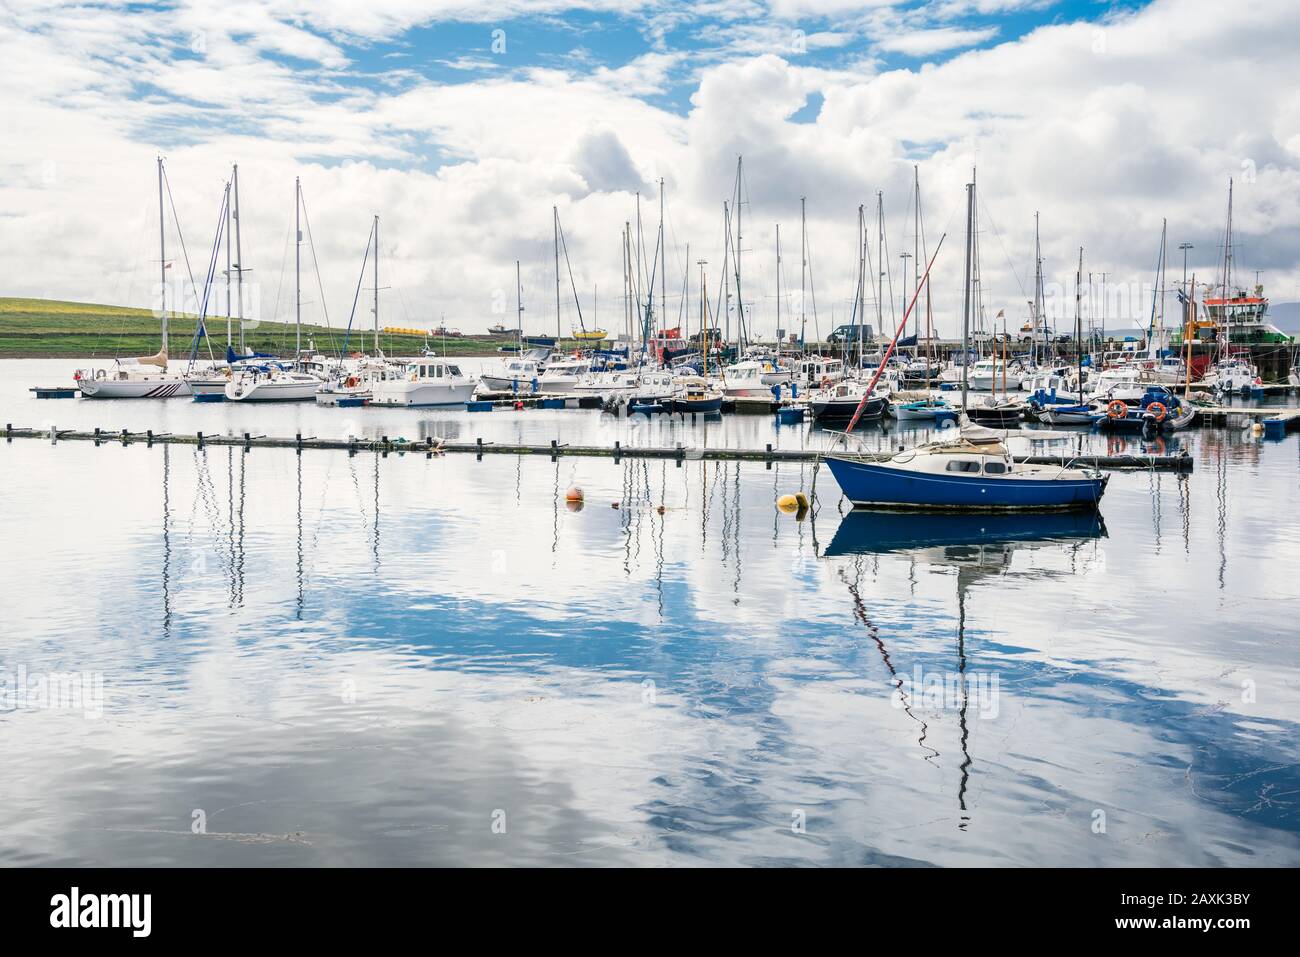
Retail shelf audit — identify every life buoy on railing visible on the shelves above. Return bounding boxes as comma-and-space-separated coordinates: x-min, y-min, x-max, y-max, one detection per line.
820, 377, 831, 391
1147, 401, 1168, 422
1106, 399, 1127, 419
94, 369, 106, 381
345, 376, 359, 389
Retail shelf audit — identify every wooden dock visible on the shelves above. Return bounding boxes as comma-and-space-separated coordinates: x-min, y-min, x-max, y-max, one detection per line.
1193, 405, 1300, 438
2, 423, 1193, 471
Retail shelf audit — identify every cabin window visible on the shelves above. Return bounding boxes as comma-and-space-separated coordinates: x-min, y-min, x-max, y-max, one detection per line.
945, 460, 981, 473
448, 365, 461, 377
983, 461, 1007, 474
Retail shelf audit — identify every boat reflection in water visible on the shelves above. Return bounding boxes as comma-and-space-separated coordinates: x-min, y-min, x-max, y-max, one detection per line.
824, 509, 1106, 831
824, 509, 1107, 558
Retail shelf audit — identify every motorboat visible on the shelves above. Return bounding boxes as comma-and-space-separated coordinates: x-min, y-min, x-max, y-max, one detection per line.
480, 356, 543, 393
670, 376, 723, 414
369, 357, 477, 407
967, 358, 1024, 391
809, 378, 889, 422
536, 356, 592, 393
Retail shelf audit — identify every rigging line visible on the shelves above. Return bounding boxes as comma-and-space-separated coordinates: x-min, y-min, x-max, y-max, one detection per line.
270, 215, 292, 350
161, 165, 201, 315
339, 220, 375, 356
975, 191, 1029, 302
556, 215, 586, 331
185, 184, 230, 367
298, 191, 339, 354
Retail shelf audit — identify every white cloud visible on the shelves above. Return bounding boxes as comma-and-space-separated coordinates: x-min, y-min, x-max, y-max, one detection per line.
2, 0, 1299, 340
876, 26, 999, 57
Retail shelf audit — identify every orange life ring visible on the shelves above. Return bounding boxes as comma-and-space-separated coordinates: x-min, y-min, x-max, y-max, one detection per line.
345, 376, 359, 388
1147, 401, 1167, 422
820, 376, 831, 390
1106, 400, 1127, 419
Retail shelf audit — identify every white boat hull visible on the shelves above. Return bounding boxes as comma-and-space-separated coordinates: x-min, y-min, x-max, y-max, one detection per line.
370, 381, 477, 407
224, 377, 319, 402
77, 376, 191, 398
481, 373, 540, 393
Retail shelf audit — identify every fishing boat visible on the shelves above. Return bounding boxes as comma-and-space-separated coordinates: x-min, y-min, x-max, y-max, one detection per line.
369, 358, 477, 407
76, 158, 192, 399
1202, 354, 1261, 395
670, 376, 723, 414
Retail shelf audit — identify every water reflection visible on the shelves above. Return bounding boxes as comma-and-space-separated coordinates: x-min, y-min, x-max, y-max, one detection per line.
3, 358, 1300, 866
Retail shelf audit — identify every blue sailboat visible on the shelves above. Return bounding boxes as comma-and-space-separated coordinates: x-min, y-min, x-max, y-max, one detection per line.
823, 173, 1108, 512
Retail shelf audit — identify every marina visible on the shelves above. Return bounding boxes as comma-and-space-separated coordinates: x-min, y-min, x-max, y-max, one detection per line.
2, 354, 1298, 871
4, 0, 1300, 914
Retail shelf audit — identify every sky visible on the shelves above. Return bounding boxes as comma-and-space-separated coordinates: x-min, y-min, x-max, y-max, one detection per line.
2, 0, 1299, 340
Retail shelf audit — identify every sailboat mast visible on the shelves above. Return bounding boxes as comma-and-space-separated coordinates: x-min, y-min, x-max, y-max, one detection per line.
157, 156, 167, 353
857, 204, 865, 363
800, 196, 807, 348
875, 191, 884, 338
775, 224, 782, 359
961, 175, 974, 414
1033, 212, 1042, 365
1076, 246, 1084, 403
1221, 179, 1234, 355
553, 206, 561, 341
224, 178, 232, 348
373, 214, 380, 354
734, 157, 744, 352
913, 167, 921, 342
232, 163, 245, 353
516, 259, 523, 353
294, 176, 301, 356
659, 178, 666, 337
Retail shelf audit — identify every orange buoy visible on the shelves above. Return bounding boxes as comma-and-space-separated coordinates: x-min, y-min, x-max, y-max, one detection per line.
565, 486, 584, 502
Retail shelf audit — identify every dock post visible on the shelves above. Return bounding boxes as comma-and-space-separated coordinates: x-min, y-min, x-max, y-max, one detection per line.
120, 428, 128, 444
4, 423, 10, 442
476, 437, 483, 461
197, 431, 204, 449
50, 425, 57, 444
146, 429, 154, 447
296, 432, 302, 454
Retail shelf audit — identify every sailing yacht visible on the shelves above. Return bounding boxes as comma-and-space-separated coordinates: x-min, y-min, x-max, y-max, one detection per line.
76, 158, 192, 399
824, 173, 1107, 512
226, 177, 327, 402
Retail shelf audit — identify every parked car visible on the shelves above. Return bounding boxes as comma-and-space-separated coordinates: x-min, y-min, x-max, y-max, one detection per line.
828, 323, 875, 344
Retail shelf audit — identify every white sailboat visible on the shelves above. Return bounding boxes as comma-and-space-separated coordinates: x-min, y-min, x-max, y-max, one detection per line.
226, 176, 326, 403
77, 158, 192, 399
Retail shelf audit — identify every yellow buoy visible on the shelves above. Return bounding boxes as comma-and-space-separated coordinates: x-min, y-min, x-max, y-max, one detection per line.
776, 494, 799, 513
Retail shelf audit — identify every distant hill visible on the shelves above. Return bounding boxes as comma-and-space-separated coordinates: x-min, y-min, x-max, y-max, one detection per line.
0, 297, 504, 358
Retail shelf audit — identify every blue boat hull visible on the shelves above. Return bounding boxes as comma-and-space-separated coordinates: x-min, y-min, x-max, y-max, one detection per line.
672, 396, 723, 414
825, 455, 1107, 511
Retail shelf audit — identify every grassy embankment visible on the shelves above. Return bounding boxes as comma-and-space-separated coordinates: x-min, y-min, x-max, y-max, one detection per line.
0, 297, 525, 358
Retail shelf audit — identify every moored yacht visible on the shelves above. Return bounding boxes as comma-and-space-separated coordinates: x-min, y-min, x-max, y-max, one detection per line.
369, 357, 477, 407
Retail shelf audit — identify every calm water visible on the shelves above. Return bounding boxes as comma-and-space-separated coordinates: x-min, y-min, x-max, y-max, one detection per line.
2, 358, 1298, 866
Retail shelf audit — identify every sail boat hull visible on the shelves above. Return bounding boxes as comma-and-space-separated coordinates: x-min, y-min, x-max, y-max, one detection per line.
77, 375, 190, 398
826, 455, 1106, 511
